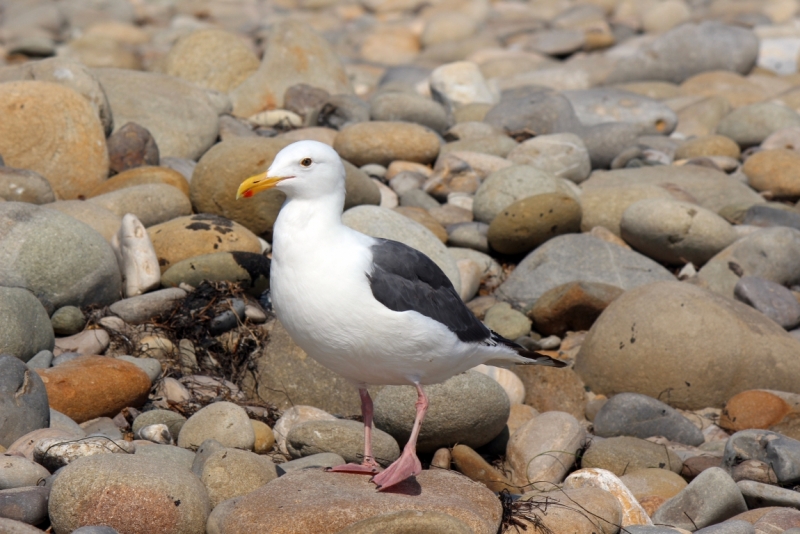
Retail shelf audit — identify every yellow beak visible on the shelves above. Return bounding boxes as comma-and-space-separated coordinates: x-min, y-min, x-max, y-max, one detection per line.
236, 172, 291, 199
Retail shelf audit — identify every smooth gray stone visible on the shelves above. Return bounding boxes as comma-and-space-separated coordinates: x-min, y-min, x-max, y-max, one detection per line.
484, 91, 581, 138
717, 102, 800, 149
606, 22, 758, 84
0, 203, 121, 314
0, 355, 50, 447
287, 420, 399, 467
0, 287, 54, 362
784, 529, 800, 534
723, 429, 800, 484
25, 350, 53, 370
132, 409, 186, 438
734, 276, 800, 330
398, 188, 440, 210
80, 417, 123, 440
743, 205, 800, 231
135, 444, 195, 471
52, 352, 81, 366
0, 487, 50, 525
651, 467, 747, 530
275, 452, 346, 476
593, 392, 705, 446
317, 94, 369, 130
737, 479, 800, 508
108, 288, 186, 325
49, 409, 85, 436
496, 234, 674, 312
72, 527, 120, 534
446, 222, 489, 253
579, 121, 645, 169
563, 88, 677, 135
695, 520, 756, 534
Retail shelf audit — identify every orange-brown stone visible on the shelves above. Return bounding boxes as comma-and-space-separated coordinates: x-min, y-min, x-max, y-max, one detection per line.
90, 166, 190, 198
36, 356, 151, 423
719, 390, 792, 431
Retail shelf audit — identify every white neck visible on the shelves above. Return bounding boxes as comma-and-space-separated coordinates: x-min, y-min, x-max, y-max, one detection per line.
272, 189, 346, 252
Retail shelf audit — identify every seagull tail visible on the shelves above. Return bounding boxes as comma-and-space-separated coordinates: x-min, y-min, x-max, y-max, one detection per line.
486, 331, 568, 368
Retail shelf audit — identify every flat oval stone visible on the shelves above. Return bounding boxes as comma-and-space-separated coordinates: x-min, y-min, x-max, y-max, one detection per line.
369, 92, 450, 134
88, 183, 192, 228
36, 356, 151, 423
506, 133, 591, 184
581, 436, 683, 476
286, 419, 399, 467
373, 371, 509, 454
334, 121, 441, 167
742, 148, 800, 199
593, 392, 705, 446
717, 103, 800, 148
49, 454, 209, 534
487, 192, 582, 255
90, 166, 188, 198
0, 487, 50, 525
198, 448, 277, 508
0, 454, 50, 489
0, 167, 55, 204
177, 401, 255, 451
215, 469, 501, 534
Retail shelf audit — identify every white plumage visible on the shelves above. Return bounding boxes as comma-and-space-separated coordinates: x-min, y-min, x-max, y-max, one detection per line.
237, 140, 564, 490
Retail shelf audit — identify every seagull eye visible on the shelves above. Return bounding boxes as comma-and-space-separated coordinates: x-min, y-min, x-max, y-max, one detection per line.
301, 158, 312, 167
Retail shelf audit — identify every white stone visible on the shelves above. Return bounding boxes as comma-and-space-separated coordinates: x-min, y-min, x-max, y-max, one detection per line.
137, 423, 173, 444
472, 364, 525, 405
429, 61, 498, 109
564, 467, 653, 527
112, 213, 160, 298
373, 178, 399, 209
456, 258, 482, 302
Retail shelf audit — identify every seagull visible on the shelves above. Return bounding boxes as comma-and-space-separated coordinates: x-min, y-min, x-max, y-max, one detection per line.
237, 140, 565, 491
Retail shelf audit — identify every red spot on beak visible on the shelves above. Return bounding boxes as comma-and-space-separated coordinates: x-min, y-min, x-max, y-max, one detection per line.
243, 190, 254, 198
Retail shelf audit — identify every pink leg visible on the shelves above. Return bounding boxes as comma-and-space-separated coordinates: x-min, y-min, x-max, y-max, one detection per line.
371, 382, 428, 491
327, 388, 381, 475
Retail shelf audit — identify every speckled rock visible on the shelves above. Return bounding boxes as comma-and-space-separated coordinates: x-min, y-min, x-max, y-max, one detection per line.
286, 419, 399, 466
0, 454, 50, 489
230, 21, 352, 117
0, 81, 109, 199
148, 214, 261, 273
0, 167, 55, 204
198, 447, 276, 507
581, 436, 683, 476
529, 281, 624, 336
0, 203, 121, 313
575, 281, 800, 410
506, 411, 586, 490
43, 200, 122, 242
473, 165, 578, 224
164, 29, 259, 94
564, 88, 678, 135
49, 454, 209, 534
620, 198, 737, 265
742, 149, 800, 199
177, 401, 255, 451
516, 487, 622, 534
93, 68, 219, 160
496, 234, 674, 312
339, 510, 473, 534
487, 193, 582, 255
716, 103, 800, 148
374, 371, 509, 454
215, 469, 501, 534
594, 393, 705, 446
334, 121, 440, 167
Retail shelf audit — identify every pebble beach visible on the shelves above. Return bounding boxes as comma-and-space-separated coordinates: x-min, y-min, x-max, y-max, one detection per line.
4, 0, 800, 532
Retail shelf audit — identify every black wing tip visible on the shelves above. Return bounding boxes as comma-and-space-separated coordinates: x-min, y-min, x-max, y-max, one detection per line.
516, 349, 569, 368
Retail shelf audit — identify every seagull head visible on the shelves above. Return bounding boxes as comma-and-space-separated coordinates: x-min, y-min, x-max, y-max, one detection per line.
236, 140, 345, 201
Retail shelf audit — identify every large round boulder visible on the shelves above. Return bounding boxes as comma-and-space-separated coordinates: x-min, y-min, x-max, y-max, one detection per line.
0, 202, 121, 313
0, 287, 54, 362
575, 281, 800, 409
0, 81, 109, 199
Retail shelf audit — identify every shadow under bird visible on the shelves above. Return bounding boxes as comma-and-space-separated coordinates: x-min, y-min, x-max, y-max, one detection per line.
237, 140, 565, 491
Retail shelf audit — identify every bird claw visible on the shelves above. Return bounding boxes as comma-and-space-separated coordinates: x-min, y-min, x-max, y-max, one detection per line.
371, 453, 421, 491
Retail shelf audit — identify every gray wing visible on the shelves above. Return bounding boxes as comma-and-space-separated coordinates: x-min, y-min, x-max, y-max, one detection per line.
367, 238, 491, 343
